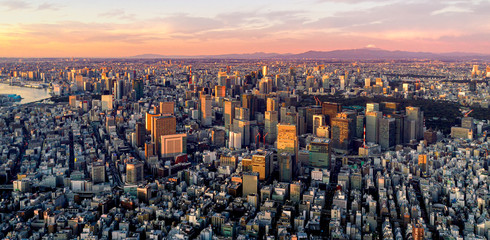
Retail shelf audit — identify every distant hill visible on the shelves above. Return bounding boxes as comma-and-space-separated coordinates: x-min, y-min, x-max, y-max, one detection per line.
129, 48, 490, 60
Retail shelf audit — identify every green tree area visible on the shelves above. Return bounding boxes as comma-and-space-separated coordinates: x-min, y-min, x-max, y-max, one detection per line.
300, 94, 490, 134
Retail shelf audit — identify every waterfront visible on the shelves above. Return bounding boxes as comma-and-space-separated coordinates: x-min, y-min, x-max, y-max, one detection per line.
0, 84, 51, 104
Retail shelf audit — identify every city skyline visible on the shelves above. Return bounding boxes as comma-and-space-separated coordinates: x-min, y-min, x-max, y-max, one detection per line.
1, 0, 489, 57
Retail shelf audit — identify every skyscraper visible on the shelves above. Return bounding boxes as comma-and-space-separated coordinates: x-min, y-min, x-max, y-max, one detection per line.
277, 123, 298, 156
91, 162, 105, 184
200, 94, 212, 126
264, 111, 278, 144
366, 111, 382, 144
126, 161, 144, 184
161, 133, 187, 158
116, 79, 124, 100
135, 122, 146, 147
378, 117, 395, 150
242, 172, 259, 197
322, 102, 342, 126
241, 93, 256, 120
160, 101, 175, 115
331, 113, 353, 153
132, 79, 144, 100
224, 99, 240, 131
252, 150, 272, 181
405, 106, 424, 142
279, 152, 294, 182
152, 115, 177, 155
101, 95, 113, 111
308, 138, 331, 168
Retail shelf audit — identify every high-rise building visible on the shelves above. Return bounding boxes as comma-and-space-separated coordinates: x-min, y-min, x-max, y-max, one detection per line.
126, 161, 144, 184
161, 133, 187, 158
101, 95, 113, 111
252, 150, 273, 181
405, 106, 424, 142
266, 97, 278, 112
289, 181, 302, 203
145, 112, 160, 132
224, 99, 240, 131
264, 111, 278, 144
159, 101, 175, 115
145, 142, 156, 159
378, 117, 395, 150
152, 115, 177, 155
233, 119, 250, 147
135, 122, 146, 147
91, 162, 105, 184
331, 113, 353, 153
132, 79, 143, 100
312, 114, 326, 137
322, 102, 342, 126
366, 111, 382, 144
306, 106, 322, 134
200, 94, 212, 126
279, 152, 294, 182
309, 138, 331, 168
277, 124, 298, 156
366, 103, 380, 113
462, 117, 475, 131
418, 154, 428, 173
242, 172, 259, 197
115, 79, 124, 100
215, 85, 226, 98
241, 93, 256, 120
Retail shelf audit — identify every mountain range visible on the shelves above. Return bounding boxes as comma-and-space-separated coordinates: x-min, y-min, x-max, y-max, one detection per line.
130, 48, 490, 60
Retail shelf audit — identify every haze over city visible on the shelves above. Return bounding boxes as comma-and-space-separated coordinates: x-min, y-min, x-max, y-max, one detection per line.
1, 0, 490, 57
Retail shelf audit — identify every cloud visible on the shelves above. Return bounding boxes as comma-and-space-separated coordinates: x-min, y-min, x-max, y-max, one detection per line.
37, 2, 61, 11
431, 6, 472, 15
0, 0, 30, 10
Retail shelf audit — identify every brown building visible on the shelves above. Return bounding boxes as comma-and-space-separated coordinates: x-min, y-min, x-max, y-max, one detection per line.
322, 102, 342, 125
152, 115, 176, 155
159, 101, 175, 115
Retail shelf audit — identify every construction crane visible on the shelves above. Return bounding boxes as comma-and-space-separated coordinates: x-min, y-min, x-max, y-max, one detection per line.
464, 109, 473, 117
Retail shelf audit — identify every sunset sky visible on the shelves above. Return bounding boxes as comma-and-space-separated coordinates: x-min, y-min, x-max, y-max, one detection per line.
1, 0, 489, 57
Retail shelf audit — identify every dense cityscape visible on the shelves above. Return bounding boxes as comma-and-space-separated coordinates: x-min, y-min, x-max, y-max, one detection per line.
0, 58, 488, 240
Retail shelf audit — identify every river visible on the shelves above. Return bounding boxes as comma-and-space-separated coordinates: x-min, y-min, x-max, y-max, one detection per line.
0, 84, 51, 104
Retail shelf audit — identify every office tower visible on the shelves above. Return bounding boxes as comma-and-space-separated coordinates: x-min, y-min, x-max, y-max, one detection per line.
116, 79, 124, 100
306, 106, 322, 134
145, 112, 160, 132
405, 106, 424, 142
472, 65, 479, 76
322, 102, 342, 126
101, 95, 113, 111
365, 78, 371, 88
290, 181, 302, 203
160, 101, 175, 115
69, 95, 79, 108
322, 75, 330, 89
132, 79, 143, 100
211, 128, 226, 147
242, 172, 259, 197
259, 77, 273, 94
462, 117, 475, 130
279, 152, 294, 182
218, 71, 227, 86
331, 113, 353, 153
266, 97, 278, 112
366, 111, 382, 143
161, 133, 187, 158
308, 138, 331, 168
233, 119, 251, 146
312, 114, 326, 137
356, 115, 365, 139
418, 154, 428, 173
262, 66, 268, 76
75, 75, 84, 89
241, 93, 256, 120
375, 78, 383, 87
235, 107, 250, 121
200, 94, 212, 126
135, 122, 146, 147
145, 142, 156, 159
215, 85, 226, 98
252, 150, 272, 181
224, 99, 240, 131
126, 161, 144, 184
264, 111, 278, 144
339, 75, 345, 90
277, 124, 298, 156
91, 162, 105, 184
378, 117, 396, 150
220, 155, 237, 170
366, 103, 380, 113
152, 115, 177, 155
381, 102, 400, 114
228, 131, 242, 149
